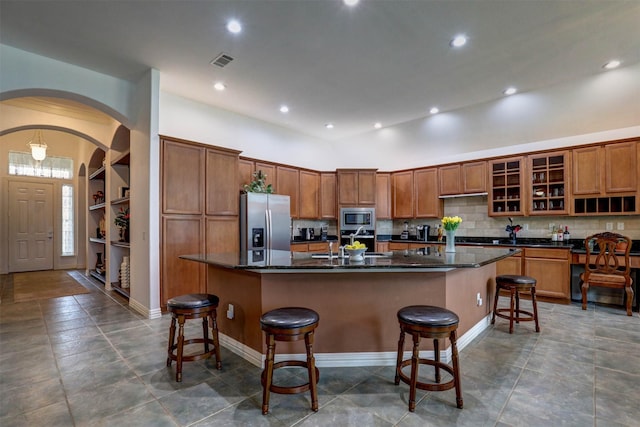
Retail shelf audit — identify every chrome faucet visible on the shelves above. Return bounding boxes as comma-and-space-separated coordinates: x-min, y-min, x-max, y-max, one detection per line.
350, 226, 366, 246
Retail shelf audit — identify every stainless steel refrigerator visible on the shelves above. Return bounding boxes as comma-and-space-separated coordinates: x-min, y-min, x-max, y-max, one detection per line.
240, 193, 291, 251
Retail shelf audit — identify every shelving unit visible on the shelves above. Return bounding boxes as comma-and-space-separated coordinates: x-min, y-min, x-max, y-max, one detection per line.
87, 149, 107, 284
528, 152, 569, 215
489, 157, 524, 216
109, 148, 131, 298
573, 196, 636, 215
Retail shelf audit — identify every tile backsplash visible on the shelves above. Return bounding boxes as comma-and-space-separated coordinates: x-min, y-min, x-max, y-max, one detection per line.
390, 196, 640, 240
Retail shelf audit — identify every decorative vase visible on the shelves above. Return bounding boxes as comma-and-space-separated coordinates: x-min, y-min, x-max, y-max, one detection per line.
120, 256, 130, 288
119, 227, 129, 242
445, 229, 456, 253
95, 252, 104, 275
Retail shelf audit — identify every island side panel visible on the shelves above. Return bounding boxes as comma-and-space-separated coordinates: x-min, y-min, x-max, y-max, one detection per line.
207, 266, 264, 353
260, 271, 448, 354
445, 262, 497, 337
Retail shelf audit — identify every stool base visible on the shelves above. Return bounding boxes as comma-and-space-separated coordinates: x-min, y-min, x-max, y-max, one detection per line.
491, 282, 540, 334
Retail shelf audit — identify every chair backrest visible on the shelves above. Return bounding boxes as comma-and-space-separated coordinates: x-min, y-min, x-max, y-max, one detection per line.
584, 232, 632, 277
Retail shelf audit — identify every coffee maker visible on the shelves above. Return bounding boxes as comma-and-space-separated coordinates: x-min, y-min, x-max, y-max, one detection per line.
416, 225, 431, 241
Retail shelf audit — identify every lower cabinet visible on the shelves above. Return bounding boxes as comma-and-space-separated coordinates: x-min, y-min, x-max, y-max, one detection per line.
388, 242, 428, 250
496, 254, 522, 276
523, 248, 571, 302
290, 242, 328, 253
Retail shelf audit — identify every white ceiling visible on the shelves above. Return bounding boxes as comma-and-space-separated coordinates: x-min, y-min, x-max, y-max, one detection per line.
1, 0, 639, 141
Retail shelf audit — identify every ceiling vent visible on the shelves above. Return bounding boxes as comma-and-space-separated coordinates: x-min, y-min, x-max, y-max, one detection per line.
210, 53, 234, 68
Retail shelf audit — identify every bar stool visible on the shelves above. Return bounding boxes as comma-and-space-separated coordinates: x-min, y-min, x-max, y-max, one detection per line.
395, 305, 463, 412
260, 307, 320, 415
166, 293, 222, 382
491, 274, 540, 334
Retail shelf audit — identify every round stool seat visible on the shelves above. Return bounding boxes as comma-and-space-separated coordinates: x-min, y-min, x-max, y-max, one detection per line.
497, 275, 536, 287
398, 305, 459, 327
260, 307, 319, 329
168, 293, 219, 309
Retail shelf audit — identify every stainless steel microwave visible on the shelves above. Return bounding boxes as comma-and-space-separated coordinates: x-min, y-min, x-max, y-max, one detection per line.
340, 207, 376, 231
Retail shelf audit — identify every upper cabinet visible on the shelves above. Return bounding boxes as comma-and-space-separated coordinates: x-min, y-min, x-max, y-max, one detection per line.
337, 169, 377, 206
414, 168, 442, 218
376, 173, 391, 219
206, 147, 239, 216
489, 157, 525, 216
238, 158, 255, 192
162, 141, 204, 215
572, 140, 637, 215
392, 170, 414, 218
527, 151, 569, 215
277, 165, 300, 218
320, 172, 337, 219
299, 170, 320, 219
438, 161, 487, 196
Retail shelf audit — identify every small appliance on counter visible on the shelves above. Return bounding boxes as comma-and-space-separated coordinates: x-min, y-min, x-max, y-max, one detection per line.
320, 224, 328, 241
416, 224, 431, 241
400, 221, 409, 240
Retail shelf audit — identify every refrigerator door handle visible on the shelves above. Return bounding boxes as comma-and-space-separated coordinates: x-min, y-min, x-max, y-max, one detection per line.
266, 209, 272, 250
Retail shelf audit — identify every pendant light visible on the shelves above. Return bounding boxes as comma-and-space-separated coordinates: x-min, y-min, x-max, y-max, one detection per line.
28, 130, 48, 161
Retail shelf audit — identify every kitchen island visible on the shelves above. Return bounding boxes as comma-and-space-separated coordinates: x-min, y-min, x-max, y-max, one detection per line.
181, 246, 519, 367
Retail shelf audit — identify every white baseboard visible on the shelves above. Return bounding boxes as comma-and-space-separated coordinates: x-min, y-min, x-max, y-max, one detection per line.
220, 314, 491, 368
128, 297, 162, 319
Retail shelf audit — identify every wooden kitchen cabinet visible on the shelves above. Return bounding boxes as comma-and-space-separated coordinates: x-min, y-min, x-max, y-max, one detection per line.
276, 165, 300, 218
376, 241, 390, 252
206, 147, 239, 216
438, 161, 487, 196
414, 168, 442, 218
376, 173, 391, 219
299, 170, 320, 219
238, 158, 254, 192
528, 151, 569, 215
308, 242, 328, 253
392, 170, 414, 218
206, 216, 239, 254
523, 247, 571, 302
496, 253, 522, 276
489, 156, 525, 216
388, 242, 428, 250
337, 169, 377, 206
254, 162, 277, 192
162, 140, 204, 215
320, 172, 337, 219
572, 140, 637, 215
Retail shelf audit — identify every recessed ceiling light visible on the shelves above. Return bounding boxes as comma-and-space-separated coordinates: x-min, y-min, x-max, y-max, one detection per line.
450, 34, 467, 48
344, 0, 360, 6
603, 60, 621, 69
430, 107, 440, 115
325, 123, 334, 129
374, 122, 382, 129
213, 82, 226, 91
226, 19, 242, 34
503, 87, 517, 96
279, 105, 289, 114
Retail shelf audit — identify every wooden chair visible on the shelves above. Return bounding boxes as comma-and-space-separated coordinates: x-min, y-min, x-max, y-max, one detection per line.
581, 232, 633, 316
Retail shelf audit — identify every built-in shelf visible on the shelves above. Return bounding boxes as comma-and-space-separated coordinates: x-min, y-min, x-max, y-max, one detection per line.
110, 197, 130, 205
89, 202, 106, 211
573, 196, 636, 215
111, 241, 130, 248
89, 166, 106, 180
89, 270, 106, 284
111, 282, 130, 298
89, 237, 106, 244
111, 150, 130, 166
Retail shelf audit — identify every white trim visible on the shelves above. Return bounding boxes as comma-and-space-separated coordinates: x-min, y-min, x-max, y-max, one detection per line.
129, 297, 162, 319
220, 314, 491, 368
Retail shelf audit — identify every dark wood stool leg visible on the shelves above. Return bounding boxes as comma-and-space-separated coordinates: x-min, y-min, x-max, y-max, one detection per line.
531, 287, 540, 332
450, 330, 463, 409
491, 285, 500, 325
167, 316, 176, 367
434, 338, 441, 383
409, 332, 420, 412
176, 314, 185, 382
508, 287, 516, 334
305, 330, 319, 412
395, 327, 405, 385
262, 333, 276, 415
515, 289, 521, 324
209, 311, 222, 369
202, 316, 210, 353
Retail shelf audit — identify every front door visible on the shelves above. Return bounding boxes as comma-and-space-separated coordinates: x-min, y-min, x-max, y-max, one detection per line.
8, 181, 54, 272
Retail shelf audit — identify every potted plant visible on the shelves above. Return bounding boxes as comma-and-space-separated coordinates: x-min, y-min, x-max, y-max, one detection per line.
115, 207, 130, 242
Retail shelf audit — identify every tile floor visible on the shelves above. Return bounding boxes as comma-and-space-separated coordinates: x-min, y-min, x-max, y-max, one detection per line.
1, 271, 638, 426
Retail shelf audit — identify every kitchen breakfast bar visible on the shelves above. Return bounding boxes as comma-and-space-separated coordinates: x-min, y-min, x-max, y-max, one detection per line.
181, 246, 519, 367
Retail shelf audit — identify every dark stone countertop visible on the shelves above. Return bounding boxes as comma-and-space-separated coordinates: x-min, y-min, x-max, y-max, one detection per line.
180, 245, 520, 272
